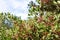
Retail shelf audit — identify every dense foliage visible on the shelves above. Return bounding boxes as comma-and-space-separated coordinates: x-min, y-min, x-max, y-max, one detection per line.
0, 0, 60, 40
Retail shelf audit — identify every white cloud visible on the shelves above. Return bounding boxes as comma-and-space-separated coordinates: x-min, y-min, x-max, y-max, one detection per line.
12, 11, 28, 20
0, 0, 8, 12
8, 0, 21, 9
0, 0, 35, 20
17, 13, 28, 20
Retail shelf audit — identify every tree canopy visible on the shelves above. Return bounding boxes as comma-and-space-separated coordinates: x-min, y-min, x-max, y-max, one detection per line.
0, 0, 60, 40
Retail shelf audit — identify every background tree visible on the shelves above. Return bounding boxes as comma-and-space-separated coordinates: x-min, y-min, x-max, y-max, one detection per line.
0, 0, 60, 40
28, 0, 60, 40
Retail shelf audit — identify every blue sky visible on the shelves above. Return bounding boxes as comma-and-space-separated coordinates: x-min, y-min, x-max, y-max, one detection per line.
0, 0, 35, 20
